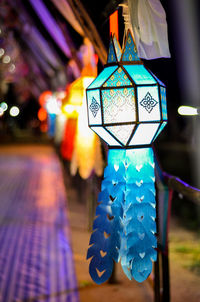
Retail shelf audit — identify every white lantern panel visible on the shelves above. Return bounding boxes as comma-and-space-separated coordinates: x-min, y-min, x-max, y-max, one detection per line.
129, 123, 160, 146
153, 121, 167, 141
88, 66, 117, 89
137, 86, 161, 122
106, 124, 135, 146
124, 65, 156, 85
160, 87, 167, 120
102, 88, 136, 124
86, 89, 102, 125
91, 126, 121, 146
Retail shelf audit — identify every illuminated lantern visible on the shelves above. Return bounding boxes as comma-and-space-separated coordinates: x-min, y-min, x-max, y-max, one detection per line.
86, 30, 167, 283
63, 76, 103, 179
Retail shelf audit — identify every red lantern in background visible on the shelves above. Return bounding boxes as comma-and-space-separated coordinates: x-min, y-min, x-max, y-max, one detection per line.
61, 118, 77, 161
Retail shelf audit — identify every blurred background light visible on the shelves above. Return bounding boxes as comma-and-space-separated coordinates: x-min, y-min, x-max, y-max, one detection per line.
9, 64, 16, 73
178, 105, 198, 116
3, 55, 11, 64
10, 106, 20, 117
0, 102, 8, 112
0, 107, 4, 117
0, 48, 5, 57
37, 107, 47, 122
46, 96, 61, 115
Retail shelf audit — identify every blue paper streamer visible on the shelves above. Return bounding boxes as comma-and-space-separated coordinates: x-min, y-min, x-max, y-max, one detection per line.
87, 148, 157, 283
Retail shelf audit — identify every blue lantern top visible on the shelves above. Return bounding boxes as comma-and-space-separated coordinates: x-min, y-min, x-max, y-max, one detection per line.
86, 30, 167, 148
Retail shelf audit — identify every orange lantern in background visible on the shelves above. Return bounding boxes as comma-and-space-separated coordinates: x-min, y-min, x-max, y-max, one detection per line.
61, 38, 103, 178
65, 76, 103, 179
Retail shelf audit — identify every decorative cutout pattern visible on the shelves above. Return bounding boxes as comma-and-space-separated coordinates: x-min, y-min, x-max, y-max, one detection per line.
140, 92, 158, 113
87, 148, 157, 284
89, 97, 100, 117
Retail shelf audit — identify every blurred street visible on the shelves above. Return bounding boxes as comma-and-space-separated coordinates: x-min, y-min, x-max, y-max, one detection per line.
0, 144, 79, 302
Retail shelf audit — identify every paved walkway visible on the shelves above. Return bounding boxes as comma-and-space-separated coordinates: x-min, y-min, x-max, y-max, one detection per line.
0, 145, 79, 302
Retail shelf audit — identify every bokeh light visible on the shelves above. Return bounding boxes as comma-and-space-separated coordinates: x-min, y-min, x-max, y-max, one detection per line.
10, 106, 20, 117
3, 55, 11, 64
0, 107, 4, 117
0, 48, 5, 57
38, 107, 47, 121
0, 102, 8, 112
178, 105, 198, 116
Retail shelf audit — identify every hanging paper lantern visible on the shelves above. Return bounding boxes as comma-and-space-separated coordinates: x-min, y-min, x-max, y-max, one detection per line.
70, 78, 103, 179
63, 76, 103, 179
86, 30, 167, 284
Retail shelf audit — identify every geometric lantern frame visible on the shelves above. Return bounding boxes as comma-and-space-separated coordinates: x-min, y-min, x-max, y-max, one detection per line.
85, 30, 168, 285
86, 30, 167, 148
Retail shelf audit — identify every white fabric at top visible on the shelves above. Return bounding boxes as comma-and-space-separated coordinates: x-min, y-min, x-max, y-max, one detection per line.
123, 0, 170, 59
51, 0, 84, 36
29, 0, 71, 58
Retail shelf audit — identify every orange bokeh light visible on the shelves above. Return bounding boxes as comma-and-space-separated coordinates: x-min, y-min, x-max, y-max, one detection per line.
38, 107, 48, 122
39, 91, 52, 107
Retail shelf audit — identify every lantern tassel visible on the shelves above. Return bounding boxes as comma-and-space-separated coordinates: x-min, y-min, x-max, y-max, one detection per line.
87, 147, 157, 283
119, 147, 157, 282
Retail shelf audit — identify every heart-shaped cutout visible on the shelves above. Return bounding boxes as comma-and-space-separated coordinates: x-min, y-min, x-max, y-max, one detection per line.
138, 233, 145, 240
139, 252, 145, 259
136, 180, 143, 187
96, 268, 106, 278
136, 196, 144, 203
100, 250, 107, 258
104, 231, 110, 239
114, 164, 119, 172
150, 162, 155, 168
136, 165, 143, 172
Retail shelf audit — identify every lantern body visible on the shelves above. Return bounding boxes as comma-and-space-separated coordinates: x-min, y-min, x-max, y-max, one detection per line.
62, 76, 103, 178
86, 31, 168, 284
86, 32, 167, 148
